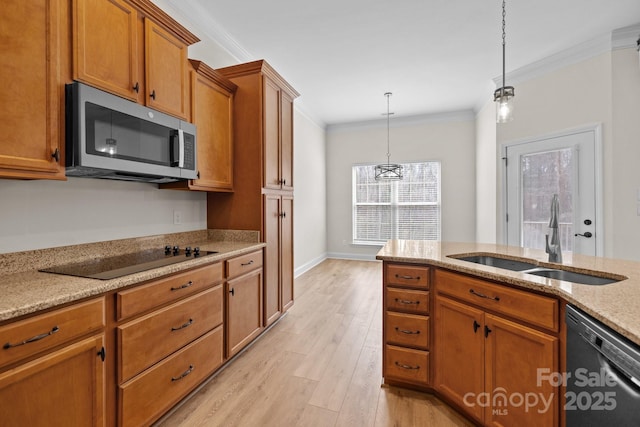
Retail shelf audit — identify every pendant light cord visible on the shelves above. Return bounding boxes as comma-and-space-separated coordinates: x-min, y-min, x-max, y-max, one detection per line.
501, 0, 506, 96
385, 92, 391, 162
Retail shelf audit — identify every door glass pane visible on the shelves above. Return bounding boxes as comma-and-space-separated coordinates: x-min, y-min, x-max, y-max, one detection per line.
521, 149, 573, 251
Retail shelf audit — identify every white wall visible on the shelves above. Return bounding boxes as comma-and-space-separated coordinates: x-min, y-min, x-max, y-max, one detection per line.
293, 110, 328, 276
611, 48, 640, 259
475, 100, 498, 243
326, 114, 477, 260
0, 178, 206, 254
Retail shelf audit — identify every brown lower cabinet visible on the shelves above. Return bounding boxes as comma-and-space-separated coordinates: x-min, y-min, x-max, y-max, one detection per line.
0, 249, 268, 426
0, 297, 106, 426
383, 263, 562, 427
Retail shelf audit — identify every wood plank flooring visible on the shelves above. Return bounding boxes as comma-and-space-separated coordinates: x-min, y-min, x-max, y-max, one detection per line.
156, 259, 473, 427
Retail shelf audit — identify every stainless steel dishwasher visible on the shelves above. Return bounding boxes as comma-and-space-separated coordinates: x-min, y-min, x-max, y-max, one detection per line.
565, 304, 640, 425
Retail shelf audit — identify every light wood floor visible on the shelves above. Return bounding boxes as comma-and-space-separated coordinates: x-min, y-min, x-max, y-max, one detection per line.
157, 259, 473, 427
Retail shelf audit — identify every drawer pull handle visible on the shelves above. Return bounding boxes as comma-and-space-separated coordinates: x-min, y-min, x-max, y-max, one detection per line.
171, 364, 194, 382
171, 281, 193, 291
395, 327, 420, 335
171, 318, 193, 331
3, 326, 60, 349
241, 260, 254, 267
395, 274, 420, 280
395, 361, 420, 370
395, 298, 420, 305
469, 289, 500, 301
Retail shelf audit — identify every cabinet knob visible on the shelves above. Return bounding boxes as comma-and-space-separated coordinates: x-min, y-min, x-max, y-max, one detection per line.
150, 90, 156, 100
51, 148, 60, 162
133, 82, 139, 93
229, 288, 235, 296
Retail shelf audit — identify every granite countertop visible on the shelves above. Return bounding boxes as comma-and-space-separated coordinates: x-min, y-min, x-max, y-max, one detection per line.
0, 230, 265, 322
377, 240, 640, 346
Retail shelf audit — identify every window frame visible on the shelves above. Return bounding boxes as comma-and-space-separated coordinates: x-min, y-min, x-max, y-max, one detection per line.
351, 161, 441, 245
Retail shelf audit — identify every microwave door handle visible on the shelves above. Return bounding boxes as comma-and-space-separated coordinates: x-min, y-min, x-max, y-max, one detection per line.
178, 129, 185, 168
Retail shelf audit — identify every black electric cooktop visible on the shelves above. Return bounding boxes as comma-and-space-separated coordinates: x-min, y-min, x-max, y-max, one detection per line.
39, 246, 217, 280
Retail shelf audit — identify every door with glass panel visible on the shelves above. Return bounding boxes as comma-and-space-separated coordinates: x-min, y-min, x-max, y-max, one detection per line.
505, 128, 599, 256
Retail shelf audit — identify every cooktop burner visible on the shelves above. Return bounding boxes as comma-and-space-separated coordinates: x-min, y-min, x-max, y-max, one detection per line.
40, 246, 217, 280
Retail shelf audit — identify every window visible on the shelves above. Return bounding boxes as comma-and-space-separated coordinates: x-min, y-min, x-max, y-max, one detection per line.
352, 161, 441, 244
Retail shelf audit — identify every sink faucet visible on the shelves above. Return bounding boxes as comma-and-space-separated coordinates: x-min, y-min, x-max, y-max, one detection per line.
545, 194, 563, 263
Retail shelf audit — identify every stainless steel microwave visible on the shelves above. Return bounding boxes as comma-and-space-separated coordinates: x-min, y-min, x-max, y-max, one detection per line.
65, 82, 197, 183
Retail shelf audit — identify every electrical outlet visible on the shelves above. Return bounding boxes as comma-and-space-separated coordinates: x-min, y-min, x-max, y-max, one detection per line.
173, 210, 182, 225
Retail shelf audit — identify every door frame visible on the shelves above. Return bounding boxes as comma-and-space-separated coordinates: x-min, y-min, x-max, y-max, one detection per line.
500, 123, 604, 256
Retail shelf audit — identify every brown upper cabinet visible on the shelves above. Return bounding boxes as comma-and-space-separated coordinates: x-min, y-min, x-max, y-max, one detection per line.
0, 0, 66, 180
217, 60, 299, 191
162, 60, 237, 192
72, 0, 199, 120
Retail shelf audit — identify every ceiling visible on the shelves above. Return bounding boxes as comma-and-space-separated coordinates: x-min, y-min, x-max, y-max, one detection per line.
166, 0, 640, 126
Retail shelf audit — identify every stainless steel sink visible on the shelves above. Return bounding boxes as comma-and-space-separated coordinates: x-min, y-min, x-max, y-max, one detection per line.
449, 253, 626, 285
524, 268, 621, 286
451, 255, 539, 271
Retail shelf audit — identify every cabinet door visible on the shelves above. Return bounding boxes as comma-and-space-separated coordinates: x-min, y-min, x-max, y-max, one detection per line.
263, 77, 281, 189
0, 335, 105, 426
264, 194, 281, 326
281, 195, 294, 312
484, 314, 558, 427
0, 0, 64, 179
145, 19, 188, 119
226, 269, 263, 357
190, 66, 234, 190
280, 91, 294, 191
73, 0, 139, 101
434, 295, 485, 424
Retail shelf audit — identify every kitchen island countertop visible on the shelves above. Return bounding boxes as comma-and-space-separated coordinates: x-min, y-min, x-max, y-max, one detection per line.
377, 240, 640, 346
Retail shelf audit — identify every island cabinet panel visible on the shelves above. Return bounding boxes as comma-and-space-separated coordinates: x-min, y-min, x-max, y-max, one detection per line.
119, 326, 223, 427
435, 269, 559, 332
433, 268, 560, 427
0, 334, 106, 427
0, 0, 65, 179
434, 295, 485, 424
382, 263, 431, 387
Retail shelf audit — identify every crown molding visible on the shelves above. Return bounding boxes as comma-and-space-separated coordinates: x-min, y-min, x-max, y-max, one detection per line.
493, 22, 640, 87
327, 110, 475, 134
166, 0, 253, 62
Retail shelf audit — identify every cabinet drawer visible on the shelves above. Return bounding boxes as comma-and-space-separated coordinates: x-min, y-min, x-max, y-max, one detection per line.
118, 286, 222, 383
435, 269, 559, 331
117, 262, 223, 320
385, 345, 429, 385
0, 298, 105, 368
386, 264, 429, 289
119, 326, 223, 427
386, 287, 429, 314
226, 250, 263, 279
385, 312, 429, 350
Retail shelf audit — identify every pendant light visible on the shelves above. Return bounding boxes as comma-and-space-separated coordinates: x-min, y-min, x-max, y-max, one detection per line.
375, 92, 403, 180
493, 0, 515, 123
